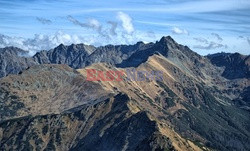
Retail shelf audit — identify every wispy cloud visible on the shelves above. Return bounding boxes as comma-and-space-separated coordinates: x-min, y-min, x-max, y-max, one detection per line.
135, 20, 176, 27
193, 37, 209, 44
164, 0, 250, 13
211, 33, 223, 41
67, 15, 102, 32
117, 12, 134, 34
69, 0, 250, 14
66, 12, 139, 42
194, 42, 227, 50
36, 17, 52, 25
236, 36, 250, 46
193, 35, 227, 50
171, 27, 189, 35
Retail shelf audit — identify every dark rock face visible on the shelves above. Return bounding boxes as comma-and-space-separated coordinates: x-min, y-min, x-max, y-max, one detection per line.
33, 44, 96, 68
0, 47, 38, 77
233, 86, 250, 110
207, 52, 250, 79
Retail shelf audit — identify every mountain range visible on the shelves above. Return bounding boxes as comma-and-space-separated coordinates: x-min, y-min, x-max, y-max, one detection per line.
0, 36, 249, 151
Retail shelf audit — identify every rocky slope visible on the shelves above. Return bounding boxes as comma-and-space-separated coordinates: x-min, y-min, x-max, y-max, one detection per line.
0, 64, 111, 121
0, 93, 177, 151
0, 36, 249, 151
78, 54, 250, 151
0, 65, 198, 151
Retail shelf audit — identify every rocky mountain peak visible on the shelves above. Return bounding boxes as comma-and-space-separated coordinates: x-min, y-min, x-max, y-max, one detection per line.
57, 43, 66, 50
159, 36, 174, 43
158, 36, 177, 46
155, 36, 181, 54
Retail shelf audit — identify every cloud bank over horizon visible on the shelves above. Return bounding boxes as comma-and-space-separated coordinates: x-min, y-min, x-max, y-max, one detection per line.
0, 12, 157, 56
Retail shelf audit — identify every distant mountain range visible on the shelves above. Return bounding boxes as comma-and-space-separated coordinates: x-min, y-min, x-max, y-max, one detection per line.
1, 36, 249, 79
0, 36, 249, 151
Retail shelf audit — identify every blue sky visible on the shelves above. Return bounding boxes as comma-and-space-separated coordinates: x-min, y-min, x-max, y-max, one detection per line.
0, 0, 250, 55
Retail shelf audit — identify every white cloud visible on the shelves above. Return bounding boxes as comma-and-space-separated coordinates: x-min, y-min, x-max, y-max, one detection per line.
117, 12, 134, 34
193, 36, 227, 50
0, 29, 158, 56
88, 18, 101, 30
63, 12, 153, 46
171, 27, 189, 35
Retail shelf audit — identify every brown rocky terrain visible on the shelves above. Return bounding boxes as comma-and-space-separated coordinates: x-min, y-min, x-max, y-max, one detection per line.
0, 64, 111, 121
